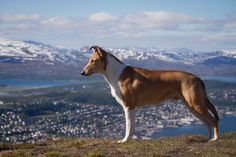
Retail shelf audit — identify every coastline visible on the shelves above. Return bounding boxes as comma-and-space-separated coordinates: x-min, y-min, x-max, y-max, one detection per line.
148, 114, 236, 139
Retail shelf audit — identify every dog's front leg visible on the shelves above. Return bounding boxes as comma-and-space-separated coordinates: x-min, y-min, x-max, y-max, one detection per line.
118, 107, 135, 143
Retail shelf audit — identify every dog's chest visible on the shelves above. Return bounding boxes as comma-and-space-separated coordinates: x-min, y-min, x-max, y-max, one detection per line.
107, 81, 124, 106
102, 56, 127, 107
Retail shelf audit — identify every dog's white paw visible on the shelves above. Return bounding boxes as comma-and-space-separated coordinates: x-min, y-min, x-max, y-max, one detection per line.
208, 137, 217, 142
117, 139, 128, 144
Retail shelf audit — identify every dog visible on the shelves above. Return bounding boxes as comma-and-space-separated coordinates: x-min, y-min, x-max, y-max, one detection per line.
81, 46, 219, 143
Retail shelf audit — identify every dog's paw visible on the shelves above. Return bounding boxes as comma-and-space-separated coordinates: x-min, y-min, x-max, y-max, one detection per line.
117, 139, 128, 144
208, 137, 217, 142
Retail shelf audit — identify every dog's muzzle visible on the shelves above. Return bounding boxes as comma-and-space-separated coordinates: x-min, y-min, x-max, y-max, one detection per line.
81, 71, 86, 76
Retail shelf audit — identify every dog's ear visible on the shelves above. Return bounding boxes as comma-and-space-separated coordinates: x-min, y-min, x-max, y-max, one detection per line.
90, 46, 105, 58
89, 46, 98, 51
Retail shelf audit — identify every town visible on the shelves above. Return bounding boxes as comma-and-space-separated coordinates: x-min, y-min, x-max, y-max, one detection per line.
0, 99, 235, 144
1, 80, 236, 144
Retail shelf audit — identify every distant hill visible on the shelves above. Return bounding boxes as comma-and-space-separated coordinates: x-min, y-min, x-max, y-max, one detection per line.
202, 56, 236, 65
0, 132, 235, 157
1, 38, 236, 79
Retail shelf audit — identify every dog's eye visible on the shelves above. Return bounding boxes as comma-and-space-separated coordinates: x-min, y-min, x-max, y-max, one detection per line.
91, 60, 95, 63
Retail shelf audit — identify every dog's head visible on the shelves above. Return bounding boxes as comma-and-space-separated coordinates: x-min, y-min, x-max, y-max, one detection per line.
81, 46, 107, 76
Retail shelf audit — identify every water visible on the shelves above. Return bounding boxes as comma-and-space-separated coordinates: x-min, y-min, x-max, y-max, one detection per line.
151, 115, 236, 138
0, 79, 79, 88
0, 76, 235, 88
202, 76, 236, 83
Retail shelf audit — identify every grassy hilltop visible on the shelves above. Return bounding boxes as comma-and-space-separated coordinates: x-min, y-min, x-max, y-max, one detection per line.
0, 132, 235, 157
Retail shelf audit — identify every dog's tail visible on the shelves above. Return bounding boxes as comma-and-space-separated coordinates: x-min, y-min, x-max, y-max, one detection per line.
201, 80, 219, 122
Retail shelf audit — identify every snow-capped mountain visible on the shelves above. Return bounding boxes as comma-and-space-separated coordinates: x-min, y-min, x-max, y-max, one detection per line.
0, 38, 236, 79
0, 38, 91, 65
1, 38, 236, 65
108, 47, 236, 64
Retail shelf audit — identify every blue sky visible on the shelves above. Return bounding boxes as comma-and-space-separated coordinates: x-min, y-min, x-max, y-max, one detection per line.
0, 0, 236, 51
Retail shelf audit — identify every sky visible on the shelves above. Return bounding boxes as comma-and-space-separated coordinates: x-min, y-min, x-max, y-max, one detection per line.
0, 0, 236, 51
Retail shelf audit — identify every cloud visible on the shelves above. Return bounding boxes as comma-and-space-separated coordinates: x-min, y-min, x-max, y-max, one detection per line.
223, 15, 236, 29
88, 12, 117, 23
41, 17, 79, 29
206, 33, 236, 41
1, 11, 235, 35
0, 14, 40, 22
0, 11, 221, 34
120, 11, 204, 30
0, 11, 236, 50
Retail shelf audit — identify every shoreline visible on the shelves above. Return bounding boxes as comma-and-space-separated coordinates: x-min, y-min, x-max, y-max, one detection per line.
147, 114, 236, 139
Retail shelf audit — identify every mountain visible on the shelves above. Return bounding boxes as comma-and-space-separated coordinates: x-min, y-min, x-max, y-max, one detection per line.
0, 38, 87, 65
0, 38, 236, 80
0, 38, 90, 80
108, 47, 236, 64
202, 56, 236, 65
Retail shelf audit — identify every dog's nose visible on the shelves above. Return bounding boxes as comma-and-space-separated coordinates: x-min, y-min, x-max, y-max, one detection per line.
81, 71, 85, 76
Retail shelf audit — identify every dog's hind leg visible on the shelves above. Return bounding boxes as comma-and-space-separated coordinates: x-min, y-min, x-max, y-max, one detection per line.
182, 98, 212, 140
197, 108, 218, 141
181, 85, 218, 141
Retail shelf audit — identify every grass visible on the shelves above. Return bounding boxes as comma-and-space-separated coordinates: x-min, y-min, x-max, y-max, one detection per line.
0, 132, 236, 157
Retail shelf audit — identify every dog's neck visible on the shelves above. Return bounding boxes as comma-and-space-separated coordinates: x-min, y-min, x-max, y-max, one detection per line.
101, 53, 127, 84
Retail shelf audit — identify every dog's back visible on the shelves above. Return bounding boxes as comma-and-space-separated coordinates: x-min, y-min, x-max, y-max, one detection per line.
119, 66, 198, 107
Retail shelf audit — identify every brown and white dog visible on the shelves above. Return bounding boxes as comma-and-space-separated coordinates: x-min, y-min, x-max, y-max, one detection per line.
81, 46, 219, 143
